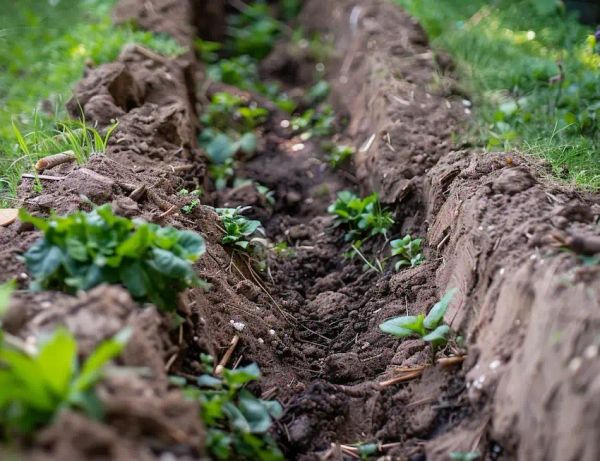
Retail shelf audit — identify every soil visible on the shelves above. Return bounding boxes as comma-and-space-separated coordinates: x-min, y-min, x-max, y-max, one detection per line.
2, 0, 600, 460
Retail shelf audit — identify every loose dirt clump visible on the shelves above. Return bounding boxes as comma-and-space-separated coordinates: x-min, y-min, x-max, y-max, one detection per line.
2, 0, 600, 460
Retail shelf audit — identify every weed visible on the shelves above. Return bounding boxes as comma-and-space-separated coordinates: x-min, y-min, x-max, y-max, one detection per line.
379, 289, 457, 351
182, 199, 201, 215
181, 357, 283, 461
216, 207, 267, 254
0, 327, 129, 435
20, 205, 207, 311
194, 39, 222, 63
272, 241, 295, 258
390, 235, 424, 270
328, 191, 394, 242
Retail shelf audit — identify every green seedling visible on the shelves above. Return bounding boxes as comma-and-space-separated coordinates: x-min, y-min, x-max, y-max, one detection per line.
328, 191, 394, 241
291, 105, 336, 139
0, 327, 130, 435
272, 241, 295, 258
390, 235, 424, 270
326, 144, 355, 169
20, 205, 207, 311
280, 0, 302, 20
182, 199, 201, 215
226, 1, 281, 59
216, 207, 267, 253
233, 179, 276, 207
380, 289, 457, 352
202, 92, 269, 133
181, 358, 283, 461
207, 56, 261, 89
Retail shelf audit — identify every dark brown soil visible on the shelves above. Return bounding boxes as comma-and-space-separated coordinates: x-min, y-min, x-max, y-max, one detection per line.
2, 0, 600, 460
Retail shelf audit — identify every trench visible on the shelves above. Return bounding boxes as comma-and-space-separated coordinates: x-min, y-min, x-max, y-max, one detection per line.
179, 2, 471, 460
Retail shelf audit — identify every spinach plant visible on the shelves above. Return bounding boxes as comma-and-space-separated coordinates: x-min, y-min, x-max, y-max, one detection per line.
202, 92, 268, 133
379, 289, 457, 351
0, 327, 129, 435
328, 191, 394, 242
20, 205, 207, 311
216, 208, 266, 254
183, 358, 283, 461
390, 235, 424, 270
291, 105, 336, 139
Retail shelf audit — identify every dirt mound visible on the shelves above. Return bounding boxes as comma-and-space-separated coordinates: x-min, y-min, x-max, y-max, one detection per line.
2, 0, 600, 460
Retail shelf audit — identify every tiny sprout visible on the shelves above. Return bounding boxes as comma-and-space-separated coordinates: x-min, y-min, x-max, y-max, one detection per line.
379, 289, 457, 349
390, 235, 424, 270
327, 145, 355, 168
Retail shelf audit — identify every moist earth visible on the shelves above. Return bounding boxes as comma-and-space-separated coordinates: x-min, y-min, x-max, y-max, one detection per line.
1, 0, 600, 460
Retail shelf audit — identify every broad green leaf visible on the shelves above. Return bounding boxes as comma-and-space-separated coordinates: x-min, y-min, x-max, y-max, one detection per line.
119, 262, 147, 298
117, 224, 151, 258
36, 329, 77, 398
18, 209, 49, 232
198, 374, 223, 388
149, 248, 195, 279
238, 132, 258, 154
223, 363, 260, 389
238, 391, 272, 433
0, 280, 15, 317
223, 400, 251, 432
422, 324, 450, 346
424, 288, 457, 330
205, 132, 238, 163
24, 240, 63, 280
175, 230, 206, 260
379, 314, 425, 338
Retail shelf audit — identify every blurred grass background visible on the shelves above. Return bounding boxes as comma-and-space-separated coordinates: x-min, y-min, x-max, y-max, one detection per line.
395, 0, 600, 189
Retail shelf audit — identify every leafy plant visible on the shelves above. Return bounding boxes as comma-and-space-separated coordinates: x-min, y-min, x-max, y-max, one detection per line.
0, 327, 130, 435
305, 80, 331, 105
182, 199, 201, 215
328, 191, 394, 241
325, 144, 355, 169
194, 39, 222, 63
226, 1, 281, 59
182, 358, 283, 461
20, 205, 207, 311
216, 208, 266, 253
291, 105, 336, 139
379, 289, 457, 349
390, 235, 424, 270
202, 92, 269, 133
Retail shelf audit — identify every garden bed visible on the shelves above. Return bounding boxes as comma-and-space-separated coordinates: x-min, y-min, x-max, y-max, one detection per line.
2, 0, 600, 460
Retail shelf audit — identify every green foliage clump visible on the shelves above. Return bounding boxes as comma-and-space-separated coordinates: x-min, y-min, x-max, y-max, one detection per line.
328, 191, 394, 241
291, 106, 336, 139
226, 2, 281, 59
390, 235, 424, 270
20, 205, 207, 311
450, 451, 481, 461
0, 327, 129, 435
379, 289, 457, 348
202, 92, 269, 133
216, 208, 266, 254
183, 358, 283, 461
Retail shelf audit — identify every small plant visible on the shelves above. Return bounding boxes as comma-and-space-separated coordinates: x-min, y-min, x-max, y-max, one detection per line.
194, 39, 222, 63
216, 208, 266, 254
326, 144, 355, 169
202, 92, 269, 133
20, 205, 207, 311
182, 357, 283, 461
0, 327, 129, 434
328, 191, 394, 242
182, 199, 201, 215
304, 80, 331, 105
226, 2, 281, 59
390, 235, 424, 270
291, 105, 336, 139
379, 289, 457, 351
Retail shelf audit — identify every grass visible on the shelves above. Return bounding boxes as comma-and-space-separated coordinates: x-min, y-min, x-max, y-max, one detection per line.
0, 0, 184, 206
395, 0, 600, 189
